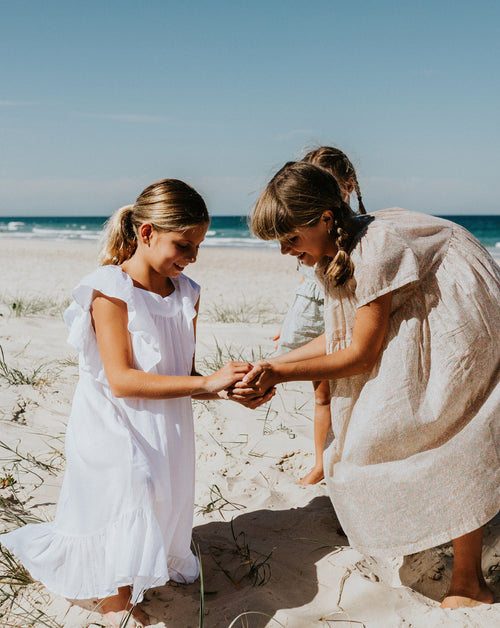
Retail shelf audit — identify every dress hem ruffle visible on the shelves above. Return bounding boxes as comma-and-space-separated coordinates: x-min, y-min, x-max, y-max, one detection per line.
0, 506, 199, 603
348, 499, 500, 558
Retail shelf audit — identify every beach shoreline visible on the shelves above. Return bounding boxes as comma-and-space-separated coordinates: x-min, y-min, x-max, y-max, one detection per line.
0, 239, 499, 627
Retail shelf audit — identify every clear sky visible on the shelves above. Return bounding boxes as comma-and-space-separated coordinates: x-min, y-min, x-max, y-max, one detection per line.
1, 0, 499, 216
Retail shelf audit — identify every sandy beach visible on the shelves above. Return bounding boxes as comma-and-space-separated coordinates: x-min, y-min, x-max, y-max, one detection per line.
1, 238, 500, 628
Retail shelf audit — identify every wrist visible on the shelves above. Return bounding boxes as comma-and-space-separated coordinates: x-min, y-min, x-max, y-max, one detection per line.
273, 361, 290, 384
200, 374, 216, 394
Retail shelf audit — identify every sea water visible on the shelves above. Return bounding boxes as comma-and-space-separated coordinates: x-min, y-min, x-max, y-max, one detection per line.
0, 215, 499, 256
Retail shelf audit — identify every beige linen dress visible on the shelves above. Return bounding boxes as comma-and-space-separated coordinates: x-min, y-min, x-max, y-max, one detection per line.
323, 208, 500, 556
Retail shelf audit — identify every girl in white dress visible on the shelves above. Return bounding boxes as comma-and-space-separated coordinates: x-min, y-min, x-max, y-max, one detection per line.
232, 160, 500, 609
0, 178, 270, 627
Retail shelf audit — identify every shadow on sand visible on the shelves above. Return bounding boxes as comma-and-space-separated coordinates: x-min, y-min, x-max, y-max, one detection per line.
144, 495, 346, 627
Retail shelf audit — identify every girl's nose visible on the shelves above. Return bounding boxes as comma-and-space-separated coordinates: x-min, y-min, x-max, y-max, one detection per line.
280, 241, 291, 255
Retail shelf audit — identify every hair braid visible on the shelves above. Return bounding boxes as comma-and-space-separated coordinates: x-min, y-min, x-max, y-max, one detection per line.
251, 161, 364, 287
353, 177, 366, 214
324, 200, 356, 286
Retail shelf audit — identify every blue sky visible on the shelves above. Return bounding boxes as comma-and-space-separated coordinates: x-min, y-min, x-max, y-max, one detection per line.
1, 0, 499, 216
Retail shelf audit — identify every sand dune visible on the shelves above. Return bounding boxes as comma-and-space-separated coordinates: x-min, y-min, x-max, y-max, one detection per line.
0, 239, 499, 627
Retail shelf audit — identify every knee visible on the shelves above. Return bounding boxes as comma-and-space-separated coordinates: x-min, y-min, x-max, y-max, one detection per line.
313, 380, 331, 406
314, 388, 331, 406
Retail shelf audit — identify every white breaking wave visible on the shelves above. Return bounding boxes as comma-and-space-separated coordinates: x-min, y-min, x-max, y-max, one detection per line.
7, 221, 25, 230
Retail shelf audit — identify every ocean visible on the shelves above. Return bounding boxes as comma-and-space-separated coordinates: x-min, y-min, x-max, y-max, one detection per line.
1, 215, 499, 256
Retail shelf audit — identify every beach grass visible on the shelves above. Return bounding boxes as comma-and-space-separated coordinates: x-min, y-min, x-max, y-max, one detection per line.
0, 434, 67, 628
0, 346, 54, 387
0, 545, 66, 628
227, 612, 286, 627
1, 295, 71, 318
196, 484, 246, 518
230, 519, 273, 587
202, 300, 283, 324
198, 339, 271, 373
56, 355, 79, 369
0, 437, 63, 530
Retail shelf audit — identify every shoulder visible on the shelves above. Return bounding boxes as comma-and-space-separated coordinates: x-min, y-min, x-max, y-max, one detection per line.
352, 210, 415, 265
72, 265, 133, 308
349, 210, 420, 306
175, 273, 201, 302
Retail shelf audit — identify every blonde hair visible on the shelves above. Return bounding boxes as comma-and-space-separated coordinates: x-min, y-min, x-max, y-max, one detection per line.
303, 146, 366, 215
251, 161, 363, 287
99, 179, 209, 266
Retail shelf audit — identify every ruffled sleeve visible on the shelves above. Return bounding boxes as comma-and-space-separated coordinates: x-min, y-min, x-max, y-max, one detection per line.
177, 273, 201, 325
63, 266, 162, 384
351, 218, 420, 308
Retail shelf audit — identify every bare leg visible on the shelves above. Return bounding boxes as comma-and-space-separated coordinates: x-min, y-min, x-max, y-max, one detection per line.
440, 527, 494, 608
98, 586, 150, 626
299, 380, 331, 485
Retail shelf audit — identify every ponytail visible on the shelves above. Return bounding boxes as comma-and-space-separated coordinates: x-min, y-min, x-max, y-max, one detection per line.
98, 205, 138, 266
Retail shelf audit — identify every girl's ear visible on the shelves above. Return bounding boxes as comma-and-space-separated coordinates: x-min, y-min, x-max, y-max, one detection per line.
321, 210, 334, 232
346, 177, 355, 195
139, 223, 153, 243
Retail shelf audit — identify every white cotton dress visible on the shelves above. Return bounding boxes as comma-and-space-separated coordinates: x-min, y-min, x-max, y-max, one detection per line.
278, 265, 325, 354
0, 265, 200, 603
322, 208, 500, 557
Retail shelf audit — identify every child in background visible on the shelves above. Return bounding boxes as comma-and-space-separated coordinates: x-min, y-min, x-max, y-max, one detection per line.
0, 179, 270, 627
236, 160, 500, 609
275, 264, 330, 485
277, 147, 366, 485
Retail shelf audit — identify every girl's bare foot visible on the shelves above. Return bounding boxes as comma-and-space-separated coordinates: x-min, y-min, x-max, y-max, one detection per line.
98, 586, 150, 626
104, 609, 150, 627
440, 527, 494, 609
298, 465, 324, 485
440, 583, 494, 609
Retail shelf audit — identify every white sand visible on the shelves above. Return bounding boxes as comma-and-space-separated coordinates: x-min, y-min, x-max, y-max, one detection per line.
0, 239, 499, 627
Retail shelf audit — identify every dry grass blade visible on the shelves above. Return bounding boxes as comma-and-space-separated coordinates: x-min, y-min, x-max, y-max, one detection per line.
226, 611, 286, 627
0, 440, 60, 475
230, 519, 274, 587
0, 545, 33, 587
0, 546, 64, 628
0, 346, 52, 386
202, 299, 282, 324
192, 541, 205, 628
0, 491, 45, 528
198, 339, 271, 373
196, 484, 246, 518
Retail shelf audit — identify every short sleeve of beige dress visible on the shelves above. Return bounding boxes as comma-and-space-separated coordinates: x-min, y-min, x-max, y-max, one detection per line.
322, 207, 500, 556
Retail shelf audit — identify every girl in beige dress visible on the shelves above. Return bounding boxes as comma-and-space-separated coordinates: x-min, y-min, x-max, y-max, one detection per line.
232, 160, 500, 609
278, 146, 368, 485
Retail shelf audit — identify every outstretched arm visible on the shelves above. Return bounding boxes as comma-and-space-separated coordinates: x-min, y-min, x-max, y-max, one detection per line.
91, 292, 251, 399
271, 333, 327, 364
186, 296, 273, 406
230, 293, 392, 398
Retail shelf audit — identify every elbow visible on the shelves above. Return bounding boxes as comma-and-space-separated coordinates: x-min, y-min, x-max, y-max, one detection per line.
351, 349, 381, 375
109, 381, 128, 398
357, 357, 377, 374
107, 371, 135, 399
